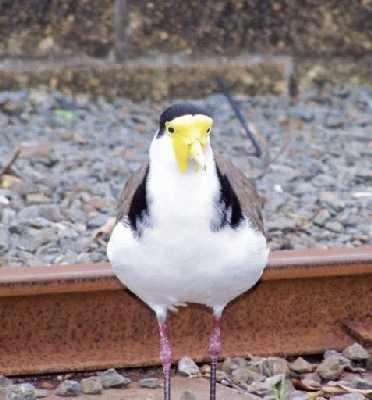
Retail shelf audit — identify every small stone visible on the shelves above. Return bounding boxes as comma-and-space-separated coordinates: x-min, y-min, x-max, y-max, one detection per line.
289, 357, 315, 374
329, 394, 365, 400
318, 192, 345, 211
55, 380, 81, 397
325, 221, 344, 233
342, 342, 370, 361
138, 378, 161, 389
316, 355, 351, 380
0, 375, 12, 386
38, 382, 54, 390
39, 206, 64, 222
231, 367, 264, 385
200, 364, 210, 375
313, 209, 330, 226
301, 373, 321, 389
324, 114, 344, 129
216, 370, 231, 384
6, 384, 36, 400
34, 389, 49, 399
324, 349, 341, 359
80, 377, 103, 394
87, 214, 108, 229
262, 357, 289, 377
97, 369, 131, 388
222, 357, 247, 374
247, 374, 291, 397
0, 92, 25, 115
179, 390, 197, 400
25, 193, 50, 204
0, 226, 10, 254
349, 377, 372, 390
267, 217, 296, 232
289, 390, 308, 400
367, 357, 372, 371
178, 356, 200, 377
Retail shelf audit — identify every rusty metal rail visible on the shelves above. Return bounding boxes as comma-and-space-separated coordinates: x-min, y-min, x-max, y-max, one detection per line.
0, 246, 371, 376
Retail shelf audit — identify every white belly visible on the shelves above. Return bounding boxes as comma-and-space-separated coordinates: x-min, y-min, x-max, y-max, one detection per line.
107, 221, 269, 314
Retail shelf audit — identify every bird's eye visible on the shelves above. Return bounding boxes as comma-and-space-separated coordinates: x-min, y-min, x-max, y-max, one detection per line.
168, 127, 175, 134
206, 128, 211, 134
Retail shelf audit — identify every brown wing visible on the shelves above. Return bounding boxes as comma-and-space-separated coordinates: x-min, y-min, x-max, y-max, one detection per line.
116, 161, 149, 224
214, 153, 265, 235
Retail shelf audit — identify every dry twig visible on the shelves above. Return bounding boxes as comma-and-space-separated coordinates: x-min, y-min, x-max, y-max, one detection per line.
0, 148, 21, 178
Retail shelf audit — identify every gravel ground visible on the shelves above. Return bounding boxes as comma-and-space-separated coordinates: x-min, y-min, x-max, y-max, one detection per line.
0, 86, 371, 267
1, 342, 371, 399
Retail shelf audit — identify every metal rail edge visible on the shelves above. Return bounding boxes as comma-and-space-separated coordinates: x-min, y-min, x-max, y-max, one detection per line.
0, 245, 371, 376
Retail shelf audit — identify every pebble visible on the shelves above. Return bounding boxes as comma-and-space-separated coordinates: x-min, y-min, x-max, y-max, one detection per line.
262, 357, 289, 377
34, 389, 49, 399
6, 383, 36, 400
97, 368, 131, 388
80, 377, 103, 394
301, 372, 321, 389
342, 342, 370, 361
222, 357, 247, 374
316, 354, 351, 380
289, 390, 308, 400
0, 226, 10, 254
313, 209, 330, 226
231, 367, 264, 385
179, 390, 197, 400
1, 86, 371, 266
289, 357, 315, 373
325, 221, 344, 233
138, 377, 161, 389
0, 375, 12, 387
55, 380, 81, 397
177, 357, 200, 377
324, 349, 342, 359
329, 394, 365, 400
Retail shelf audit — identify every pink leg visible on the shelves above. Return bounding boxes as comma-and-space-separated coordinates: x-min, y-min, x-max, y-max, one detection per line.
208, 316, 221, 400
159, 322, 172, 400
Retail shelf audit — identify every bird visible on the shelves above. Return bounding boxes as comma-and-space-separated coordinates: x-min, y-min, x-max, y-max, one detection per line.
107, 103, 269, 400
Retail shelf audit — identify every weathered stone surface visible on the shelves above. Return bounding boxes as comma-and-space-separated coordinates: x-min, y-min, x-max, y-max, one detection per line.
6, 384, 36, 400
179, 390, 197, 400
55, 380, 80, 397
80, 377, 103, 394
0, 0, 114, 58
124, 0, 372, 57
329, 394, 365, 400
289, 357, 315, 374
262, 357, 289, 377
138, 377, 161, 389
222, 357, 248, 374
97, 369, 131, 389
343, 343, 370, 361
0, 56, 289, 100
178, 357, 200, 377
298, 58, 372, 91
316, 355, 351, 380
231, 367, 264, 385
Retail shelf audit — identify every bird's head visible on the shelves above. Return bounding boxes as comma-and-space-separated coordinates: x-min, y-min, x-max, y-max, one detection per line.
156, 103, 213, 173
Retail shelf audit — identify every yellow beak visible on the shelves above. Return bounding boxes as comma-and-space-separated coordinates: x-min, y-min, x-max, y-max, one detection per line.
166, 114, 213, 173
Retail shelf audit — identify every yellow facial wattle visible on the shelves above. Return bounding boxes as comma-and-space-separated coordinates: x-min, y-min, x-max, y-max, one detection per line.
165, 114, 213, 173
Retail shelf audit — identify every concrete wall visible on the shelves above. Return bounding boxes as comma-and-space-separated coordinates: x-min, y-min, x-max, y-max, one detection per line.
0, 0, 371, 99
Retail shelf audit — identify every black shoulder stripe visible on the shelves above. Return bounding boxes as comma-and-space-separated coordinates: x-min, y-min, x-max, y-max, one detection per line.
127, 165, 149, 236
214, 165, 244, 230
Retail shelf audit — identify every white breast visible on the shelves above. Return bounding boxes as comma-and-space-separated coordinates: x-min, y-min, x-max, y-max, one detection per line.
107, 135, 269, 318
